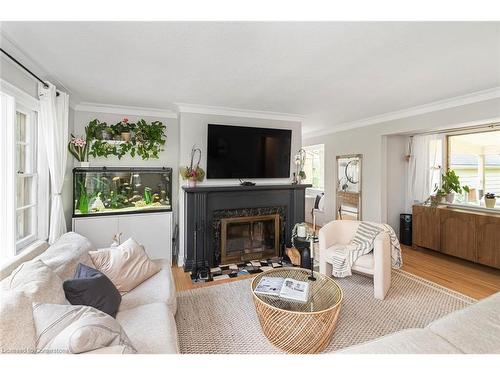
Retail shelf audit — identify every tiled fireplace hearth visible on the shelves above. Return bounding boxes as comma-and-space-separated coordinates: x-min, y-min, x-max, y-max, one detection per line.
182, 184, 310, 272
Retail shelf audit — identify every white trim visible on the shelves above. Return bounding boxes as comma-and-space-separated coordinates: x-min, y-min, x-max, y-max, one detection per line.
74, 102, 178, 119
303, 86, 500, 138
0, 79, 39, 110
176, 102, 304, 122
0, 93, 16, 260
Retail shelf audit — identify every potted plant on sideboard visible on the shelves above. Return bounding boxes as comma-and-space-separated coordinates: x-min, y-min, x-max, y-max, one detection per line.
485, 192, 497, 208
439, 169, 465, 204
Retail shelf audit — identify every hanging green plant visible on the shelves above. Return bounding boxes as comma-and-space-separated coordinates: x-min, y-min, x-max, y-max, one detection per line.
134, 120, 166, 159
86, 118, 166, 160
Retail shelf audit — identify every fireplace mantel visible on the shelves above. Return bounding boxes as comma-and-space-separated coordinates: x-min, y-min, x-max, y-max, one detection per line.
182, 183, 311, 271
182, 183, 311, 193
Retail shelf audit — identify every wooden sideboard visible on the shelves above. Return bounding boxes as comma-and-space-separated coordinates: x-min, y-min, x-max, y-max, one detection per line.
413, 205, 500, 269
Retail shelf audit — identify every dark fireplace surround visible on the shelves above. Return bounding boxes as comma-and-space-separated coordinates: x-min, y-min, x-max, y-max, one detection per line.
182, 184, 310, 271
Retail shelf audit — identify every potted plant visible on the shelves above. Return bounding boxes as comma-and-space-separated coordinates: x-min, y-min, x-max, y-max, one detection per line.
294, 149, 306, 184
117, 117, 133, 142
439, 169, 463, 204
485, 192, 497, 208
134, 119, 166, 159
68, 134, 89, 167
180, 146, 205, 187
86, 119, 107, 140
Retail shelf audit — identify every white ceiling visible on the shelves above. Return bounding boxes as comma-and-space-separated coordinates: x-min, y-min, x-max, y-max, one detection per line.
1, 22, 499, 135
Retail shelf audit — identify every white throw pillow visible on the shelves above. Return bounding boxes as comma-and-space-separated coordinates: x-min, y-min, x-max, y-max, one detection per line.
0, 290, 37, 354
32, 303, 136, 354
37, 232, 95, 281
89, 238, 160, 294
0, 259, 66, 305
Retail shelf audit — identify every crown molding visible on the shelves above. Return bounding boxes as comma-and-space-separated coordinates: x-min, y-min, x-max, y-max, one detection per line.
175, 103, 304, 122
303, 86, 500, 139
74, 102, 178, 119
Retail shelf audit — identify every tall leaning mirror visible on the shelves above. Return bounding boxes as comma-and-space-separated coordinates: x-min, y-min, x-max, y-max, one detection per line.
336, 154, 362, 220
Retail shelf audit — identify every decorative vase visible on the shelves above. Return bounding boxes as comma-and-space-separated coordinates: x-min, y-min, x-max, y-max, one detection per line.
77, 161, 90, 168
187, 179, 197, 188
445, 193, 455, 204
485, 197, 496, 208
121, 132, 131, 142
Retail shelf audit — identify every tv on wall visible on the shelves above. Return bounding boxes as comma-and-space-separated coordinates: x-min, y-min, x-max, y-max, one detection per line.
207, 124, 292, 179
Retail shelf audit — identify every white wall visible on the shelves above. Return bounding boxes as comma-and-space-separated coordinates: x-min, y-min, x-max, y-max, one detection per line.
177, 111, 302, 266
303, 97, 500, 230
385, 135, 409, 235
72, 110, 180, 227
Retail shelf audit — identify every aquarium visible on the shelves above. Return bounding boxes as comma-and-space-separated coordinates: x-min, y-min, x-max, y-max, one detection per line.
73, 167, 172, 217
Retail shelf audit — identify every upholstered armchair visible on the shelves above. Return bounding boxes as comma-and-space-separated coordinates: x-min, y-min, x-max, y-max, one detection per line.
318, 220, 391, 300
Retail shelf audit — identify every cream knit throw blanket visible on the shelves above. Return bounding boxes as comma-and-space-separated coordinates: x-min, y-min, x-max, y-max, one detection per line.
330, 222, 402, 278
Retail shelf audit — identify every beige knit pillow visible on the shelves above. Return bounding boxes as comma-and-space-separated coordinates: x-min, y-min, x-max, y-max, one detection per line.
89, 238, 160, 294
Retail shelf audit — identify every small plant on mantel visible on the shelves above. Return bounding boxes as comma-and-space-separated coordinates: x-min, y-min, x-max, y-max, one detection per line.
180, 146, 205, 188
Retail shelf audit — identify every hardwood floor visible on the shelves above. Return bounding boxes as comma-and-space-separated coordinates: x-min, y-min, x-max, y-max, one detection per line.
172, 245, 500, 299
401, 245, 500, 300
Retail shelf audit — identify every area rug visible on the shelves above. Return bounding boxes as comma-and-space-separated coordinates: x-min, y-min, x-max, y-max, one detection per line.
175, 270, 476, 354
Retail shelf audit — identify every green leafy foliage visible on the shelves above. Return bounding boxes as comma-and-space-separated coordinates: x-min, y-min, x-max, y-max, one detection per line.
439, 169, 463, 194
86, 118, 166, 160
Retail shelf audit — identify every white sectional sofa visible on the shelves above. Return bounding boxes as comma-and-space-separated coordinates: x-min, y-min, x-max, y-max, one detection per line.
0, 232, 179, 354
340, 291, 500, 354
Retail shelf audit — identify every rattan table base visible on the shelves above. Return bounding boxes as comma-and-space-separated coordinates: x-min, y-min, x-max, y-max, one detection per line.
251, 267, 343, 354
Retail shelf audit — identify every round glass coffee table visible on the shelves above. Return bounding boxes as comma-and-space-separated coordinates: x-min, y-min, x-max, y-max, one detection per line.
251, 267, 343, 354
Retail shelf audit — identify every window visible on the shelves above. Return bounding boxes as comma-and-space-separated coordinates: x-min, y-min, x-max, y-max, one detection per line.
15, 107, 38, 249
1, 82, 48, 259
302, 144, 325, 190
448, 130, 500, 208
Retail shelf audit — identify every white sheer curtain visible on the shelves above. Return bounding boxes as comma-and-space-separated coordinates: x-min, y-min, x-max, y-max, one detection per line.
39, 83, 69, 244
406, 134, 443, 212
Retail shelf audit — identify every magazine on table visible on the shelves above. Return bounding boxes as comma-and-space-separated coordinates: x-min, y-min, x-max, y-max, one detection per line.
254, 276, 310, 303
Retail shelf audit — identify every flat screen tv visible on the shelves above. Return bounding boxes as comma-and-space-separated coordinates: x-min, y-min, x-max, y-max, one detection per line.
207, 124, 292, 179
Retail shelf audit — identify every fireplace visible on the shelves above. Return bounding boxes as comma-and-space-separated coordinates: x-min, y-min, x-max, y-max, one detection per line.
220, 214, 280, 264
212, 206, 286, 266
182, 184, 309, 271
